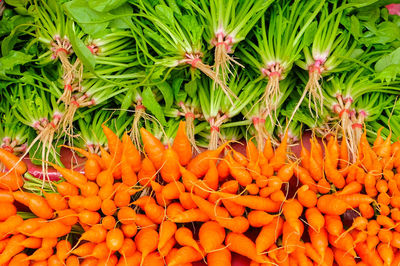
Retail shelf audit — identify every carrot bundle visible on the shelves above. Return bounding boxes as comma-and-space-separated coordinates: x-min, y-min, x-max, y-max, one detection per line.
2, 125, 400, 265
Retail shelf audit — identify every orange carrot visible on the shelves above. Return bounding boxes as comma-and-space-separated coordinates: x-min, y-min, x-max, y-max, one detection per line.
325, 215, 343, 237
187, 143, 228, 177
168, 246, 203, 266
51, 163, 87, 188
158, 220, 177, 251
0, 148, 27, 175
169, 208, 209, 223
282, 220, 304, 254
305, 207, 325, 233
269, 132, 288, 171
160, 147, 181, 183
354, 241, 383, 266
138, 157, 156, 187
215, 192, 280, 212
30, 221, 71, 238
336, 193, 374, 208
191, 193, 229, 219
226, 232, 270, 263
140, 127, 165, 169
27, 194, 54, 219
256, 217, 283, 254
317, 195, 348, 215
55, 182, 79, 197
216, 216, 249, 233
172, 121, 192, 166
199, 221, 225, 253
9, 253, 29, 266
207, 245, 231, 266
175, 227, 202, 255
0, 234, 25, 264
122, 132, 141, 172
0, 170, 24, 191
248, 210, 274, 227
297, 185, 317, 207
135, 228, 159, 265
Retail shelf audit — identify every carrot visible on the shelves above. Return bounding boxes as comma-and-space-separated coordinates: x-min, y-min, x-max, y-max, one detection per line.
71, 242, 96, 257
293, 165, 318, 192
248, 210, 274, 227
269, 132, 288, 171
336, 193, 374, 208
42, 192, 67, 212
160, 147, 181, 183
333, 247, 356, 266
309, 227, 328, 259
328, 233, 356, 257
339, 137, 349, 170
159, 237, 176, 258
222, 196, 245, 217
105, 228, 124, 252
121, 152, 138, 187
377, 215, 396, 228
325, 215, 343, 237
324, 157, 345, 189
0, 234, 25, 264
168, 246, 203, 266
144, 202, 165, 224
282, 220, 304, 254
172, 121, 192, 166
138, 157, 156, 186
0, 202, 16, 221
78, 210, 101, 225
121, 223, 137, 238
21, 237, 42, 249
317, 195, 348, 215
117, 251, 141, 266
204, 161, 219, 190
179, 192, 197, 209
198, 221, 225, 253
87, 242, 109, 259
85, 158, 101, 182
30, 221, 71, 238
0, 170, 24, 191
158, 220, 176, 251
187, 143, 228, 177
297, 185, 317, 207
0, 215, 23, 240
25, 194, 54, 219
305, 207, 325, 233
336, 181, 363, 196
0, 148, 27, 175
0, 189, 13, 203
191, 193, 230, 219
50, 163, 87, 188
17, 218, 46, 235
215, 192, 280, 212
225, 152, 252, 186
135, 228, 159, 265
217, 156, 230, 181
216, 216, 249, 233
80, 224, 107, 244
81, 257, 99, 266
55, 181, 79, 197
354, 241, 383, 266
140, 127, 165, 169
207, 245, 231, 266
277, 162, 295, 182
41, 237, 58, 249
141, 252, 163, 266
282, 199, 303, 233
114, 190, 131, 208
378, 229, 393, 243
169, 208, 210, 223
175, 227, 202, 255
25, 247, 53, 261
122, 132, 141, 172
162, 181, 185, 200
56, 240, 71, 261
9, 253, 29, 266
226, 232, 269, 263
256, 217, 284, 254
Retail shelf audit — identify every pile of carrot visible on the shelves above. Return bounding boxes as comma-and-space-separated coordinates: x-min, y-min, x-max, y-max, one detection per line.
1, 122, 400, 265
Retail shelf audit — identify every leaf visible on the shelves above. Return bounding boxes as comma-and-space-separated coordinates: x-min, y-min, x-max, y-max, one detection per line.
303, 21, 317, 46
375, 47, 400, 72
88, 0, 128, 12
172, 77, 183, 98
119, 88, 134, 118
67, 20, 96, 72
142, 87, 167, 125
350, 15, 360, 40
144, 28, 175, 52
109, 3, 133, 29
0, 51, 32, 76
184, 79, 197, 98
4, 0, 27, 7
156, 82, 173, 109
63, 0, 113, 36
376, 64, 400, 83
155, 5, 175, 26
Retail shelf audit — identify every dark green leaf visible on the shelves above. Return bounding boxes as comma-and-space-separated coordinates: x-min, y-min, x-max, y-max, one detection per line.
155, 5, 175, 26
184, 79, 197, 98
67, 20, 96, 72
142, 87, 167, 125
0, 50, 32, 76
172, 77, 183, 98
350, 15, 360, 40
156, 82, 173, 109
88, 0, 128, 12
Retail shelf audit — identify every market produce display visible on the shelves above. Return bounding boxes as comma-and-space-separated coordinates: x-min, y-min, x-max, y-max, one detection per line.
2, 0, 400, 265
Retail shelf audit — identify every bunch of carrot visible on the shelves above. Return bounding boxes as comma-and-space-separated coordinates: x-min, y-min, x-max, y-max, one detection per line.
1, 122, 400, 265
